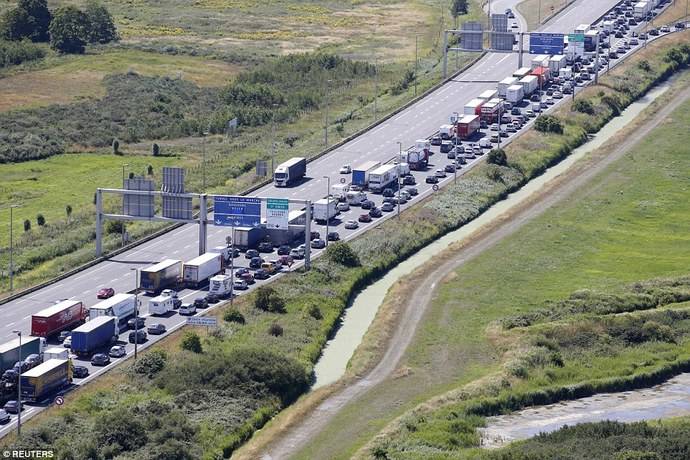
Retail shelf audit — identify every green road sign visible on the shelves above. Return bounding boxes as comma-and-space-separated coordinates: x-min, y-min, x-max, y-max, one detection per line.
267, 198, 289, 230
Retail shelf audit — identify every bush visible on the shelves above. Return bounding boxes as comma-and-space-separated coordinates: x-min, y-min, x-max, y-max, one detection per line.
49, 6, 88, 54
573, 99, 595, 115
23, 219, 31, 232
147, 164, 153, 175
180, 332, 202, 353
131, 350, 167, 378
325, 241, 360, 267
152, 143, 160, 156
105, 220, 123, 234
255, 286, 286, 313
84, 0, 117, 44
307, 304, 322, 320
268, 323, 284, 337
36, 213, 45, 226
112, 138, 120, 155
223, 308, 245, 324
0, 39, 45, 68
487, 148, 507, 166
535, 115, 564, 134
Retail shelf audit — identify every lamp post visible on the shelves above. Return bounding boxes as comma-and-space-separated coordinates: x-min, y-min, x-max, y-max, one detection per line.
271, 104, 279, 174
538, 0, 542, 25
324, 79, 333, 147
414, 34, 419, 96
12, 330, 21, 438
323, 176, 331, 245
9, 204, 20, 292
202, 130, 209, 192
396, 141, 403, 219
121, 164, 128, 246
452, 112, 459, 184
131, 268, 139, 361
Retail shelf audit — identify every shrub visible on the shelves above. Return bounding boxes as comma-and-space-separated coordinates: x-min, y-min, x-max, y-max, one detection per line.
180, 332, 202, 353
325, 241, 360, 267
487, 148, 507, 166
112, 138, 120, 155
255, 286, 286, 313
573, 99, 595, 115
535, 115, 564, 134
36, 213, 45, 226
638, 60, 652, 72
147, 164, 153, 175
49, 6, 88, 54
23, 219, 31, 232
307, 304, 322, 320
152, 143, 160, 156
268, 323, 284, 337
84, 0, 117, 44
65, 205, 72, 221
0, 39, 45, 68
131, 350, 167, 378
223, 308, 245, 324
105, 220, 123, 234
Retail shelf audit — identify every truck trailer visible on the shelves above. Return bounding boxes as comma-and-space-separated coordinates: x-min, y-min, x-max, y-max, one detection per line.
43, 347, 69, 361
313, 198, 338, 223
498, 77, 518, 97
407, 139, 431, 171
274, 157, 307, 187
480, 100, 503, 122
513, 67, 532, 79
71, 316, 117, 356
352, 161, 381, 189
232, 227, 266, 250
548, 55, 567, 73
506, 84, 525, 104
0, 337, 44, 374
90, 293, 138, 334
31, 300, 87, 338
456, 115, 480, 140
478, 89, 498, 101
463, 98, 485, 116
140, 259, 181, 294
148, 295, 174, 316
519, 75, 539, 95
183, 252, 223, 287
530, 66, 551, 87
209, 274, 233, 297
368, 164, 399, 193
20, 359, 71, 402
531, 55, 550, 69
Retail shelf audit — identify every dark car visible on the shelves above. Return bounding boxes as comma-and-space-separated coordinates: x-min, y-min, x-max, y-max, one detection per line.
193, 298, 208, 309
358, 213, 372, 223
445, 164, 456, 173
249, 256, 263, 269
440, 141, 453, 153
430, 135, 442, 146
205, 292, 220, 304
91, 353, 110, 366
240, 272, 255, 285
369, 207, 383, 218
1, 369, 18, 383
403, 175, 416, 185
147, 323, 167, 335
310, 231, 320, 241
327, 231, 340, 241
511, 107, 521, 116
3, 401, 23, 414
258, 241, 273, 253
382, 188, 395, 198
254, 268, 271, 280
58, 330, 71, 343
530, 93, 541, 102
0, 409, 10, 424
73, 365, 89, 379
129, 330, 147, 344
311, 238, 326, 249
235, 267, 249, 278
381, 202, 395, 212
245, 249, 260, 259
360, 200, 375, 210
406, 187, 419, 196
277, 245, 291, 255
127, 316, 146, 330
96, 287, 115, 299
425, 175, 439, 184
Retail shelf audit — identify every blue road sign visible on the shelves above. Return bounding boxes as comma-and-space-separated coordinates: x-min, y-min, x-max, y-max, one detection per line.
529, 33, 565, 55
213, 196, 261, 227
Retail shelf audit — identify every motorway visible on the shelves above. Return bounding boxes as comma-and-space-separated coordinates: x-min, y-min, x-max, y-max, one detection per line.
1, 0, 671, 437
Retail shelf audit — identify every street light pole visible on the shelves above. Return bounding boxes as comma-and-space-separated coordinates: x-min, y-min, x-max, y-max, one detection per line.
452, 111, 459, 184
202, 131, 208, 192
12, 330, 21, 438
323, 176, 331, 245
122, 164, 128, 247
414, 34, 419, 97
9, 205, 19, 292
396, 141, 402, 219
131, 268, 139, 361
325, 79, 332, 147
538, 0, 542, 25
374, 55, 379, 121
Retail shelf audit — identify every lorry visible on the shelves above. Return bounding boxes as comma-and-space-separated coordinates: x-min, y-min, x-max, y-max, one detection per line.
531, 55, 550, 69
140, 259, 181, 294
0, 337, 45, 374
31, 300, 87, 338
506, 84, 525, 104
90, 293, 138, 334
368, 164, 399, 193
331, 183, 350, 201
20, 359, 71, 402
478, 89, 498, 101
352, 161, 381, 189
548, 55, 567, 73
313, 198, 338, 223
233, 226, 266, 250
346, 191, 368, 206
463, 98, 485, 116
209, 245, 233, 267
274, 157, 307, 187
519, 75, 539, 96
602, 20, 615, 33
480, 99, 503, 122
584, 30, 599, 52
209, 274, 233, 297
183, 252, 223, 287
498, 77, 518, 97
43, 347, 69, 361
634, 2, 650, 19
530, 66, 551, 87
456, 115, 480, 140
148, 295, 174, 316
574, 24, 590, 35
407, 149, 428, 171
439, 124, 454, 140
513, 67, 532, 79
70, 316, 117, 356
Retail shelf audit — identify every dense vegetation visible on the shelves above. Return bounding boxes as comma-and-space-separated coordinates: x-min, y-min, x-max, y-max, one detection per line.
0, 38, 44, 68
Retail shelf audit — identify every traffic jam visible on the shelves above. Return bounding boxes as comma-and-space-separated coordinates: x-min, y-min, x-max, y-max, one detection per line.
0, 0, 682, 431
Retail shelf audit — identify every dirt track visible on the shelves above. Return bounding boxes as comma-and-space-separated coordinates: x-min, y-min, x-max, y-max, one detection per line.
258, 81, 690, 460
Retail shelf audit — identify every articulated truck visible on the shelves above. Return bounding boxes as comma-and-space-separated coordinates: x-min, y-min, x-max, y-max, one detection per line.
0, 337, 45, 374
71, 316, 117, 356
183, 252, 223, 288
274, 157, 306, 187
20, 359, 71, 402
90, 293, 138, 334
31, 300, 87, 338
140, 259, 182, 293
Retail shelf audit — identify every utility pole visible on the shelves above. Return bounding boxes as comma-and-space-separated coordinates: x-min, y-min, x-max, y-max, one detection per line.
132, 268, 139, 361
452, 112, 459, 184
121, 164, 128, 247
415, 34, 419, 97
374, 55, 379, 121
9, 205, 19, 291
271, 105, 278, 174
594, 38, 600, 85
324, 79, 332, 147
323, 176, 331, 245
202, 131, 208, 192
396, 141, 402, 219
12, 330, 21, 438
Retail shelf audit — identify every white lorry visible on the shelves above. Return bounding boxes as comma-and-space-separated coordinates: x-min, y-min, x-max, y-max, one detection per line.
506, 85, 525, 104
148, 295, 174, 316
498, 77, 518, 97
89, 293, 138, 334
346, 190, 368, 206
331, 183, 350, 201
368, 164, 399, 193
313, 198, 338, 223
43, 347, 69, 361
183, 252, 222, 287
209, 274, 233, 297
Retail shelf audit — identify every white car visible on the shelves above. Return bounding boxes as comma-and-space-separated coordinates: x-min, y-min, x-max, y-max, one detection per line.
344, 220, 359, 229
435, 169, 447, 178
339, 165, 351, 174
109, 345, 126, 358
63, 336, 72, 348
336, 202, 350, 212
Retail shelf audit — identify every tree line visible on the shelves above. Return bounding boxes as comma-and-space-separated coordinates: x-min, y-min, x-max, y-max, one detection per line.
0, 0, 117, 54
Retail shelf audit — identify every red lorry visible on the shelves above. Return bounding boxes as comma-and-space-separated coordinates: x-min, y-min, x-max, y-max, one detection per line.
31, 300, 87, 338
456, 115, 481, 140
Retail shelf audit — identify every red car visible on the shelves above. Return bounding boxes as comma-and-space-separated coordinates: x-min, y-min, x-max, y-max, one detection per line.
96, 287, 115, 299
358, 213, 372, 223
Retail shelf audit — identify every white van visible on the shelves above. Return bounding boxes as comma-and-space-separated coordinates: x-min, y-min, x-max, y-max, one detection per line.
346, 191, 367, 206
149, 295, 173, 316
479, 137, 493, 149
532, 102, 542, 112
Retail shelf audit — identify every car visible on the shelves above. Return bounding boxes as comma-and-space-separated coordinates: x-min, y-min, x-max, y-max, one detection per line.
676, 22, 686, 30
630, 38, 639, 45
147, 323, 166, 335
530, 93, 541, 102
245, 249, 260, 259
540, 101, 548, 109
358, 213, 373, 223
563, 86, 573, 95
233, 279, 248, 291
339, 164, 352, 174
360, 200, 375, 210
235, 267, 249, 278
545, 89, 553, 96
58, 330, 71, 343
499, 129, 509, 138
1, 369, 18, 382
440, 141, 453, 153
278, 255, 294, 267
649, 28, 659, 36
381, 202, 395, 212
506, 125, 517, 133
290, 248, 305, 260
91, 353, 110, 366
553, 91, 563, 99
109, 345, 126, 358
127, 316, 146, 330
400, 190, 411, 200
446, 149, 456, 159
24, 354, 41, 368
525, 109, 536, 117
660, 25, 670, 33
445, 164, 456, 173
406, 187, 419, 196
3, 401, 23, 414
327, 231, 340, 241
129, 330, 147, 344
240, 272, 255, 285
258, 241, 273, 253
639, 32, 647, 40
63, 336, 72, 348
0, 409, 10, 424
382, 188, 395, 198
277, 245, 291, 256
490, 133, 500, 143
310, 231, 321, 241
249, 256, 264, 269
311, 238, 326, 249
425, 175, 439, 184
254, 268, 271, 279
96, 287, 115, 299
344, 220, 359, 229
489, 123, 499, 131
205, 292, 221, 304
193, 297, 208, 309
511, 107, 521, 116
430, 135, 442, 146
402, 175, 416, 185
337, 202, 350, 212
72, 365, 89, 379
435, 169, 447, 178
179, 303, 196, 315
614, 31, 624, 38
369, 207, 383, 218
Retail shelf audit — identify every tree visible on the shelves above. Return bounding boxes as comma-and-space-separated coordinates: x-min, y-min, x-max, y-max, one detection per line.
23, 219, 31, 232
451, 0, 469, 17
573, 99, 595, 115
49, 6, 88, 54
84, 1, 117, 44
0, 8, 34, 41
112, 138, 120, 155
255, 286, 286, 313
65, 204, 72, 222
487, 148, 507, 166
535, 115, 564, 134
18, 0, 50, 42
223, 308, 245, 324
180, 332, 202, 353
325, 242, 360, 267
36, 213, 45, 226
147, 164, 154, 175
152, 143, 160, 156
